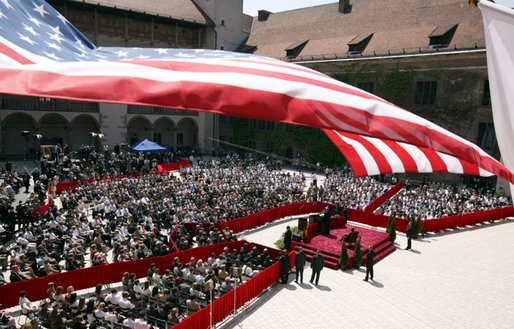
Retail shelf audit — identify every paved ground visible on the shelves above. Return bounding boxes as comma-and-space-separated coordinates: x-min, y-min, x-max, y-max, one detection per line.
224, 217, 514, 329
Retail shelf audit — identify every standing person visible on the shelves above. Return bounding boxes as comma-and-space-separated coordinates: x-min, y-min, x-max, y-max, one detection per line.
364, 246, 375, 282
294, 247, 306, 284
283, 226, 292, 251
279, 253, 290, 284
309, 249, 324, 285
406, 220, 413, 250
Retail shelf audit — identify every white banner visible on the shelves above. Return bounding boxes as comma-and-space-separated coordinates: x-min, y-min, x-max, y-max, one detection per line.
479, 0, 514, 194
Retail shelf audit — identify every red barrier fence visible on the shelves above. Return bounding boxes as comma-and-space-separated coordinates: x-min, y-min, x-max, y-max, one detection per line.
0, 240, 283, 310
55, 161, 190, 195
348, 209, 409, 233
222, 202, 332, 234
169, 202, 333, 246
419, 206, 514, 233
345, 207, 514, 234
363, 181, 403, 213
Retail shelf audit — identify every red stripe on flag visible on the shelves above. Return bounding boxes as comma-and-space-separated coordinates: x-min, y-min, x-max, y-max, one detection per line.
127, 59, 384, 104
345, 133, 393, 175
380, 139, 420, 173
323, 129, 369, 177
419, 148, 447, 172
459, 158, 480, 176
0, 43, 33, 65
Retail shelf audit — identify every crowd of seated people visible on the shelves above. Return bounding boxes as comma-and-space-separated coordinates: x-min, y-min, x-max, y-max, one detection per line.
374, 181, 512, 219
13, 244, 278, 328
319, 170, 392, 211
1, 157, 305, 283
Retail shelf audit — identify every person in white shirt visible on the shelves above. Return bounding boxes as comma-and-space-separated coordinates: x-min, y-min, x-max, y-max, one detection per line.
133, 280, 144, 300
104, 289, 122, 305
152, 269, 163, 287
134, 312, 150, 329
118, 292, 134, 310
104, 305, 119, 324
19, 291, 35, 315
94, 302, 106, 320
122, 312, 136, 329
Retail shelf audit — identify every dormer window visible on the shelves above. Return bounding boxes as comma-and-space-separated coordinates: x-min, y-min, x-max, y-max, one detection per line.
429, 24, 458, 48
347, 33, 373, 54
285, 40, 309, 58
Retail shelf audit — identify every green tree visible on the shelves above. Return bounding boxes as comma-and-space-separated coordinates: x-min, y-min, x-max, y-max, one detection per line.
386, 215, 396, 242
353, 238, 362, 269
339, 242, 349, 270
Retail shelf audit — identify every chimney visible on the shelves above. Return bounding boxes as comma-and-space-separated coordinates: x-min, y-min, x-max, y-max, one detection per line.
258, 10, 272, 22
339, 0, 350, 13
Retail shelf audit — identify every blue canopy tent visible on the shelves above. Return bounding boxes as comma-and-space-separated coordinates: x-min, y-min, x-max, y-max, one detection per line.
130, 139, 168, 152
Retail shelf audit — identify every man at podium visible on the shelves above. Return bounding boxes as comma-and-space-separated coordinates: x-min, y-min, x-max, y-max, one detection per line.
321, 206, 331, 235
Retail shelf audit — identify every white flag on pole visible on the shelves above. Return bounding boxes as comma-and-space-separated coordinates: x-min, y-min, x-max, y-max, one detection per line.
479, 0, 514, 194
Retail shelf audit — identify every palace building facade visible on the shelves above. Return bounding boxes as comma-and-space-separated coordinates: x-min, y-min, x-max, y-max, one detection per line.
1, 0, 497, 171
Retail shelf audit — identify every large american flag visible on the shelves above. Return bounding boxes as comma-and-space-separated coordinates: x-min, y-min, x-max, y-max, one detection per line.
0, 0, 512, 183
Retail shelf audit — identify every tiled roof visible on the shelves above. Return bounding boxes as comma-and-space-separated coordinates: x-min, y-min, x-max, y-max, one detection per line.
246, 0, 485, 59
69, 0, 208, 25
242, 14, 253, 34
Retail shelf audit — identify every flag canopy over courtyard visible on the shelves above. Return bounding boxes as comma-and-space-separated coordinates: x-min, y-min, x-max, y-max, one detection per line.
0, 0, 512, 183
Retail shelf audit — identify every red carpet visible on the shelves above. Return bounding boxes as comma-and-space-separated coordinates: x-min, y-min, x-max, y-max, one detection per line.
294, 224, 396, 270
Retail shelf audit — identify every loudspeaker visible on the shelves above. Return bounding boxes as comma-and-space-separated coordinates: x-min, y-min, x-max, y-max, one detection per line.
298, 217, 307, 230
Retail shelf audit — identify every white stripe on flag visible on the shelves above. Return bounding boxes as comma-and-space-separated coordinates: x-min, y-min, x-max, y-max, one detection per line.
359, 135, 406, 173
338, 133, 380, 176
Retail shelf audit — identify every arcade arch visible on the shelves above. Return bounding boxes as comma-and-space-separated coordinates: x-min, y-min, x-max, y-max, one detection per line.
2, 113, 37, 159
153, 117, 176, 150
176, 118, 198, 150
126, 116, 152, 146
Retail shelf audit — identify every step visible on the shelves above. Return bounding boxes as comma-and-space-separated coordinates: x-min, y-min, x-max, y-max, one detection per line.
375, 245, 396, 263
303, 249, 341, 264
303, 251, 342, 270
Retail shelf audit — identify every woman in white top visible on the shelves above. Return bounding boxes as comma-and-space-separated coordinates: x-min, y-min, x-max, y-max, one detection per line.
19, 290, 35, 315
94, 302, 106, 320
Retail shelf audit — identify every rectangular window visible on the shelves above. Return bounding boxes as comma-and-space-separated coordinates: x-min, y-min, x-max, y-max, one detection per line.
357, 81, 375, 94
482, 80, 491, 106
477, 123, 496, 150
415, 81, 437, 105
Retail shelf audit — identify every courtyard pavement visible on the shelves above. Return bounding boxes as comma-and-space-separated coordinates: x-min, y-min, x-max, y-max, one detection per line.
223, 216, 514, 329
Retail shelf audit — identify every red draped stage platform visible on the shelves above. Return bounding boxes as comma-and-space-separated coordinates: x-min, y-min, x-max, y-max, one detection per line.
296, 217, 395, 269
